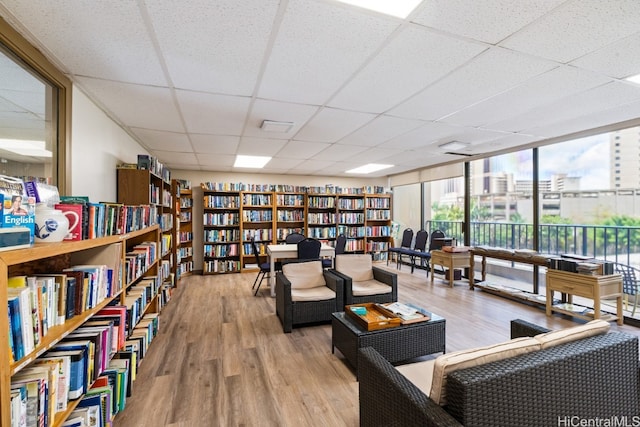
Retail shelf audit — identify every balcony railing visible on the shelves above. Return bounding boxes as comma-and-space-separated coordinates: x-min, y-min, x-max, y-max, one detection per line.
426, 220, 640, 268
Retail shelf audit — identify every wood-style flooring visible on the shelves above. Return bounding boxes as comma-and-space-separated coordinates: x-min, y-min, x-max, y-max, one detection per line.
115, 264, 640, 427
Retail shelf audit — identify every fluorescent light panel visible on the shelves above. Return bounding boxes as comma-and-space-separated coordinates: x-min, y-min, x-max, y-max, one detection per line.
335, 0, 422, 18
625, 73, 640, 85
346, 163, 393, 174
0, 139, 52, 157
234, 155, 271, 168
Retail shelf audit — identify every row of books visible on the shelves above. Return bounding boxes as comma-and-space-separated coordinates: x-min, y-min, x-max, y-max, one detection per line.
203, 195, 240, 209
202, 182, 389, 195
203, 212, 239, 226
548, 254, 614, 275
204, 228, 240, 242
10, 302, 159, 427
204, 244, 239, 258
204, 259, 241, 273
8, 266, 116, 363
137, 154, 171, 183
124, 242, 157, 285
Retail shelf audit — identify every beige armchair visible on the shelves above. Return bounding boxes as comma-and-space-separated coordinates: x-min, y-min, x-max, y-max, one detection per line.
276, 260, 344, 333
330, 254, 397, 307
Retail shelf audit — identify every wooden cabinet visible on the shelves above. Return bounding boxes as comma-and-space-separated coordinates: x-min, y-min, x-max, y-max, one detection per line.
546, 269, 623, 325
0, 225, 162, 427
202, 185, 241, 274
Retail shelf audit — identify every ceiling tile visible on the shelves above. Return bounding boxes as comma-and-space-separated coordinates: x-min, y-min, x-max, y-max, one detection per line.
570, 32, 640, 79
378, 121, 473, 150
348, 147, 397, 163
338, 115, 426, 147
176, 90, 251, 134
258, 0, 399, 105
243, 99, 319, 139
412, 0, 566, 44
288, 159, 337, 174
146, 0, 280, 96
190, 134, 240, 155
131, 128, 192, 152
196, 153, 236, 168
153, 150, 198, 165
295, 107, 376, 143
389, 47, 558, 121
313, 144, 369, 161
2, 1, 167, 85
261, 156, 304, 170
275, 140, 331, 159
328, 24, 487, 113
75, 77, 185, 132
500, 0, 640, 63
443, 65, 612, 128
237, 137, 287, 156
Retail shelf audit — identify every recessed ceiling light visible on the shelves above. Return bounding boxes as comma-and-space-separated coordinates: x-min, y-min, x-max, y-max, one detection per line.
260, 120, 294, 133
625, 73, 640, 85
438, 141, 470, 151
346, 163, 393, 174
234, 155, 271, 168
335, 0, 422, 18
0, 139, 52, 157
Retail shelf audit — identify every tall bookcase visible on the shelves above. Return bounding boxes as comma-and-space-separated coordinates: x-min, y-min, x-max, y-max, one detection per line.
365, 194, 392, 260
172, 180, 193, 281
306, 193, 337, 243
0, 225, 164, 427
337, 193, 366, 253
241, 190, 274, 271
202, 183, 241, 274
117, 167, 174, 288
275, 191, 305, 242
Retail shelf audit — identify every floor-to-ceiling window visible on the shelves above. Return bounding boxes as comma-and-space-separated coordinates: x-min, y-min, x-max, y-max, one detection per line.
391, 183, 421, 246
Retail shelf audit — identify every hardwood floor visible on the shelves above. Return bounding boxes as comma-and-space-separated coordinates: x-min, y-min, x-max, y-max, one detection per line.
115, 264, 640, 427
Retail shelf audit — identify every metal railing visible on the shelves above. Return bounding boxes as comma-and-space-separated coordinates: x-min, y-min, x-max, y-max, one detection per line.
426, 220, 640, 268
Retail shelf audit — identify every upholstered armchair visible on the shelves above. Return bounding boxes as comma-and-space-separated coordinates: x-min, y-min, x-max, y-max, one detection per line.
331, 254, 397, 306
275, 260, 344, 333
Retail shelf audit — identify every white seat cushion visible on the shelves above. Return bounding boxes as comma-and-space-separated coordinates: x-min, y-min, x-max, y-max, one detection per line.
352, 279, 392, 296
335, 254, 374, 281
429, 337, 541, 406
395, 359, 436, 396
534, 319, 610, 349
282, 260, 325, 289
291, 286, 335, 302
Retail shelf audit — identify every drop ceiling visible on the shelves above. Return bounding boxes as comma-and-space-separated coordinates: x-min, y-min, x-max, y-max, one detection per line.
2, 0, 640, 177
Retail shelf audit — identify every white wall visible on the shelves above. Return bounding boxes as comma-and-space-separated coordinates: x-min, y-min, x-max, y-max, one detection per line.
70, 86, 148, 202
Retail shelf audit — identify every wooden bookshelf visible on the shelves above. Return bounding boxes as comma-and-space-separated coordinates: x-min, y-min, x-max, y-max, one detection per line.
202, 184, 241, 274
337, 193, 366, 253
241, 190, 274, 272
365, 194, 392, 261
275, 192, 305, 243
0, 225, 164, 427
175, 187, 193, 279
306, 194, 337, 242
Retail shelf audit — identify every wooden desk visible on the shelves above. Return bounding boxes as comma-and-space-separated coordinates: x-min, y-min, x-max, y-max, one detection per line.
266, 243, 335, 297
430, 250, 473, 288
546, 269, 623, 325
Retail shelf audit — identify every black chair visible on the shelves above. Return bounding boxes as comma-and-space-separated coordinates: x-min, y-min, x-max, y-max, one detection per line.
250, 237, 272, 296
285, 232, 306, 244
612, 262, 639, 316
405, 229, 429, 273
297, 237, 322, 261
323, 234, 346, 268
387, 228, 413, 269
423, 229, 446, 276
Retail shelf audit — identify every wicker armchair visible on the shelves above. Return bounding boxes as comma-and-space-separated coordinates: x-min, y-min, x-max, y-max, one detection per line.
275, 260, 344, 333
331, 254, 397, 307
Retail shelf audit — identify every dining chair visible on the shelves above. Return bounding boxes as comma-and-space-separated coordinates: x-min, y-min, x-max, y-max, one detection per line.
285, 232, 306, 244
251, 237, 273, 296
387, 228, 413, 268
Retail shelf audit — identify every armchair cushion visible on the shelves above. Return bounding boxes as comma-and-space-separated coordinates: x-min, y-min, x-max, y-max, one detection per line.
395, 359, 436, 396
335, 254, 374, 282
429, 336, 540, 406
534, 318, 609, 349
282, 260, 326, 290
352, 279, 394, 296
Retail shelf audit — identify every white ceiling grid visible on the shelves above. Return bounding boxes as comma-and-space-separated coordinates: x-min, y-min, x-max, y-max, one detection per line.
1, 0, 640, 177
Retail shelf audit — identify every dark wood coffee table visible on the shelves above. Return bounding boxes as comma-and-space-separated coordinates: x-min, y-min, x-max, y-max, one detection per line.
331, 308, 446, 376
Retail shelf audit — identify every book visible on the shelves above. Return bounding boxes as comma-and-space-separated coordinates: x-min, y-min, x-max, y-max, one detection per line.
54, 203, 83, 241
380, 302, 431, 324
44, 349, 85, 400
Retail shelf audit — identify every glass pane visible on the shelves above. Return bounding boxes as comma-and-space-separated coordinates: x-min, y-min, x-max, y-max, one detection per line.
0, 42, 56, 185
423, 177, 464, 243
391, 183, 421, 245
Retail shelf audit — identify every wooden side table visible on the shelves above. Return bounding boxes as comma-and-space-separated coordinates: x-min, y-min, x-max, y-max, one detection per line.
546, 269, 623, 325
430, 250, 473, 288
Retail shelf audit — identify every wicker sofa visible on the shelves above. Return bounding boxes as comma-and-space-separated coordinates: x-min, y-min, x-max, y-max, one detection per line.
358, 319, 640, 427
